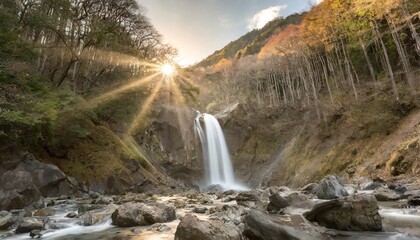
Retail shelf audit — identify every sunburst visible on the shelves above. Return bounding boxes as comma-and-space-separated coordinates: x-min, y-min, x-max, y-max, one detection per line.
81, 57, 204, 136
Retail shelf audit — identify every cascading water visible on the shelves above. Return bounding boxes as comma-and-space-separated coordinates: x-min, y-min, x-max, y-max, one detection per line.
194, 112, 247, 190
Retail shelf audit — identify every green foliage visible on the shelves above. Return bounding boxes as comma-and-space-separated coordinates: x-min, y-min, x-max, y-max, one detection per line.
0, 67, 77, 145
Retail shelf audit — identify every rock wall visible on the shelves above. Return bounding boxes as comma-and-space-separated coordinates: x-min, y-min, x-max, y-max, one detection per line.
139, 106, 203, 185
218, 102, 419, 188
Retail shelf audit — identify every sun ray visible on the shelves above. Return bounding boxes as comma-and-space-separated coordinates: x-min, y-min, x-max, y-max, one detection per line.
81, 48, 160, 68
128, 80, 164, 135
83, 72, 160, 108
168, 76, 195, 146
169, 76, 186, 105
177, 73, 202, 90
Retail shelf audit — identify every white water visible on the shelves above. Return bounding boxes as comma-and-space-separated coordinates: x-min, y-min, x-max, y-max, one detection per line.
194, 113, 247, 191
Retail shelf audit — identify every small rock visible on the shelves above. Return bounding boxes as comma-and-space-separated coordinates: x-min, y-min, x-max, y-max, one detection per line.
235, 192, 260, 202
33, 207, 55, 217
362, 181, 383, 191
300, 183, 318, 193
193, 207, 208, 214
346, 166, 356, 175
157, 224, 171, 232
267, 193, 289, 212
66, 212, 77, 218
57, 195, 70, 200
78, 204, 102, 214
95, 197, 113, 205
29, 230, 42, 239
131, 228, 142, 234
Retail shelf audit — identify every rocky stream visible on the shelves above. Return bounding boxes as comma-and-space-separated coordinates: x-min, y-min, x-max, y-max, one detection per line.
1, 175, 420, 240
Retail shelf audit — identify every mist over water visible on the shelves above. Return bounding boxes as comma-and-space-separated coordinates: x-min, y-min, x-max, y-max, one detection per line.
195, 113, 247, 191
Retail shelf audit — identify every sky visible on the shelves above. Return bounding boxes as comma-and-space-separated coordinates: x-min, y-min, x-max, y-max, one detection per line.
139, 0, 315, 66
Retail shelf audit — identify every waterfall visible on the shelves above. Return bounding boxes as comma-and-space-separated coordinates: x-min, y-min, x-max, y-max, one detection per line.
194, 113, 247, 190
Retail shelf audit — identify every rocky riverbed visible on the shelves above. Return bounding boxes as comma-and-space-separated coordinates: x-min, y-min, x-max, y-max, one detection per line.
1, 175, 420, 240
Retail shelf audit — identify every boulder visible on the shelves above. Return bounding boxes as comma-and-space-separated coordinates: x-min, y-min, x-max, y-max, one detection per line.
0, 188, 40, 211
235, 191, 260, 202
235, 191, 264, 210
33, 207, 55, 217
285, 192, 315, 209
304, 194, 382, 231
408, 195, 420, 206
15, 218, 43, 233
174, 214, 241, 240
0, 148, 79, 210
193, 207, 208, 214
314, 175, 349, 199
30, 230, 43, 238
82, 212, 106, 226
111, 202, 175, 227
66, 212, 77, 218
243, 209, 332, 240
374, 188, 401, 201
387, 183, 407, 194
210, 205, 245, 225
362, 181, 383, 191
0, 211, 15, 230
300, 183, 318, 193
267, 193, 289, 212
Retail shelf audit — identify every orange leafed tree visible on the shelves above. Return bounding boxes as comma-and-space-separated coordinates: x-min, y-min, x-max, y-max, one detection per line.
213, 58, 233, 73
258, 24, 300, 59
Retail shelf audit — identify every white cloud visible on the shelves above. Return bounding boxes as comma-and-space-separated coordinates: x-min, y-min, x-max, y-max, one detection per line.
247, 5, 287, 30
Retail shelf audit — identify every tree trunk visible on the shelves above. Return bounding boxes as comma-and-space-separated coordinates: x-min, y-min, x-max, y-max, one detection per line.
358, 36, 377, 87
56, 58, 78, 87
401, 4, 420, 56
387, 16, 416, 95
373, 21, 399, 101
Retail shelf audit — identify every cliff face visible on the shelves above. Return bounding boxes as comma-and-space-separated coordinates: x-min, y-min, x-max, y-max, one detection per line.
219, 99, 419, 188
138, 106, 203, 185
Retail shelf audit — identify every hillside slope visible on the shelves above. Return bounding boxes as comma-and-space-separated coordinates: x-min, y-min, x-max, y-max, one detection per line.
196, 13, 304, 67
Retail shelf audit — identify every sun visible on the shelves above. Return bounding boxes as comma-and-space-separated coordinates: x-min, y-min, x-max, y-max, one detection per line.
161, 63, 176, 76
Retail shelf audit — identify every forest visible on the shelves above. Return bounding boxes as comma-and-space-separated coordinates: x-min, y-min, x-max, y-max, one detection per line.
204, 0, 419, 120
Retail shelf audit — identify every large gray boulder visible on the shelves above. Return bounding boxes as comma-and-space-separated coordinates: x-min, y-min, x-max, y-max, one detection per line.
304, 194, 382, 231
243, 209, 332, 240
0, 145, 79, 210
0, 210, 15, 230
15, 218, 43, 233
314, 175, 349, 199
111, 202, 175, 227
374, 187, 401, 201
174, 214, 242, 240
